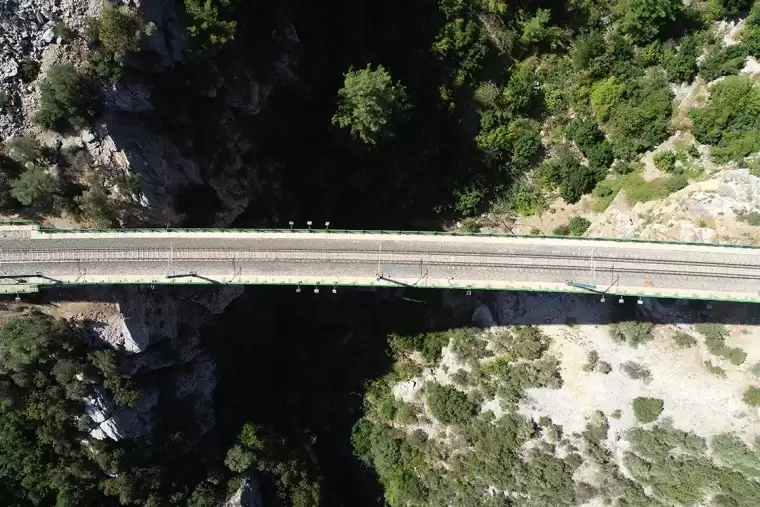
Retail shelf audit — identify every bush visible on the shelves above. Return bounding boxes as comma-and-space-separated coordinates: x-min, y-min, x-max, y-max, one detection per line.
613, 322, 654, 347
76, 175, 118, 228
569, 216, 591, 236
96, 4, 150, 55
673, 331, 697, 348
690, 76, 760, 162
53, 21, 74, 42
560, 164, 605, 204
565, 117, 614, 169
19, 59, 40, 83
704, 360, 727, 377
184, 0, 238, 45
596, 361, 612, 374
742, 387, 760, 406
663, 35, 698, 83
425, 383, 477, 425
632, 397, 663, 423
653, 151, 678, 172
621, 361, 652, 383
615, 0, 685, 45
501, 180, 546, 216
665, 173, 689, 193
607, 72, 673, 158
590, 77, 625, 122
10, 166, 59, 209
35, 64, 98, 131
6, 135, 44, 164
751, 362, 760, 378
553, 224, 571, 236
0, 92, 10, 114
700, 44, 749, 81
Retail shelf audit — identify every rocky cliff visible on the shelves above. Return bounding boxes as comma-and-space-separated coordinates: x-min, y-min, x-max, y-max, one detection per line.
1, 0, 298, 226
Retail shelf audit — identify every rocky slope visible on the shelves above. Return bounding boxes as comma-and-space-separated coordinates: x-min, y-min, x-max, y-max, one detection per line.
2, 0, 298, 226
587, 168, 760, 243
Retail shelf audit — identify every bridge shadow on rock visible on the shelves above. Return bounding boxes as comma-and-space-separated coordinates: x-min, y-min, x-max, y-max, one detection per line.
469, 291, 760, 327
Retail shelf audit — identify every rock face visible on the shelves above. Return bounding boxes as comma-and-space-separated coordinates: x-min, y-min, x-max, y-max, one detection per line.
1, 0, 299, 226
79, 285, 243, 441
222, 475, 265, 507
587, 169, 760, 243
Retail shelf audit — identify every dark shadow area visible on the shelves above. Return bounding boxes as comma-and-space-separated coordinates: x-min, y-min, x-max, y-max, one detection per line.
3, 286, 759, 327
202, 285, 469, 506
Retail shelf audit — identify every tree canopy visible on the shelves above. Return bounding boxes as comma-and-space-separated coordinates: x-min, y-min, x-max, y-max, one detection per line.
332, 65, 409, 146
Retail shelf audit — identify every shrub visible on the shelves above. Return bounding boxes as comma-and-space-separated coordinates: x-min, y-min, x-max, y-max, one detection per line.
97, 4, 150, 55
704, 360, 727, 377
615, 0, 685, 45
613, 322, 654, 347
751, 362, 760, 378
184, 0, 238, 45
611, 409, 622, 420
700, 44, 749, 81
607, 72, 673, 159
696, 323, 745, 364
553, 224, 571, 236
691, 76, 760, 162
53, 21, 74, 42
560, 164, 605, 204
569, 216, 591, 236
590, 77, 625, 122
76, 175, 118, 228
742, 387, 760, 406
663, 35, 698, 83
597, 361, 612, 374
10, 166, 58, 209
737, 211, 760, 226
584, 350, 599, 372
673, 332, 697, 348
0, 92, 10, 114
665, 174, 689, 193
19, 59, 40, 83
621, 361, 652, 383
6, 135, 44, 164
389, 330, 451, 364
504, 179, 546, 216
653, 151, 678, 172
632, 397, 663, 423
426, 383, 477, 425
35, 64, 98, 131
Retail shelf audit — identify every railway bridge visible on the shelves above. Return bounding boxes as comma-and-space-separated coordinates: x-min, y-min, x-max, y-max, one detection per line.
1, 223, 759, 303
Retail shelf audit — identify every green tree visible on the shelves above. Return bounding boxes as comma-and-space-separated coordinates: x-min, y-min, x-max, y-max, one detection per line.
613, 322, 654, 346
425, 383, 477, 425
691, 76, 760, 162
6, 135, 44, 164
743, 387, 760, 406
615, 0, 685, 44
224, 445, 254, 473
664, 34, 699, 83
590, 77, 625, 122
96, 4, 152, 55
35, 64, 98, 131
184, 0, 237, 45
560, 164, 605, 204
569, 216, 591, 235
332, 65, 409, 146
632, 397, 664, 423
10, 166, 58, 209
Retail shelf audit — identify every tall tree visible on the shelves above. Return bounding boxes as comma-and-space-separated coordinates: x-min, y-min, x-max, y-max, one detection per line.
332, 65, 409, 146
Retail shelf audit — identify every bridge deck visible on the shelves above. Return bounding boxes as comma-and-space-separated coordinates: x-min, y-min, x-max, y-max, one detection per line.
1, 225, 759, 302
